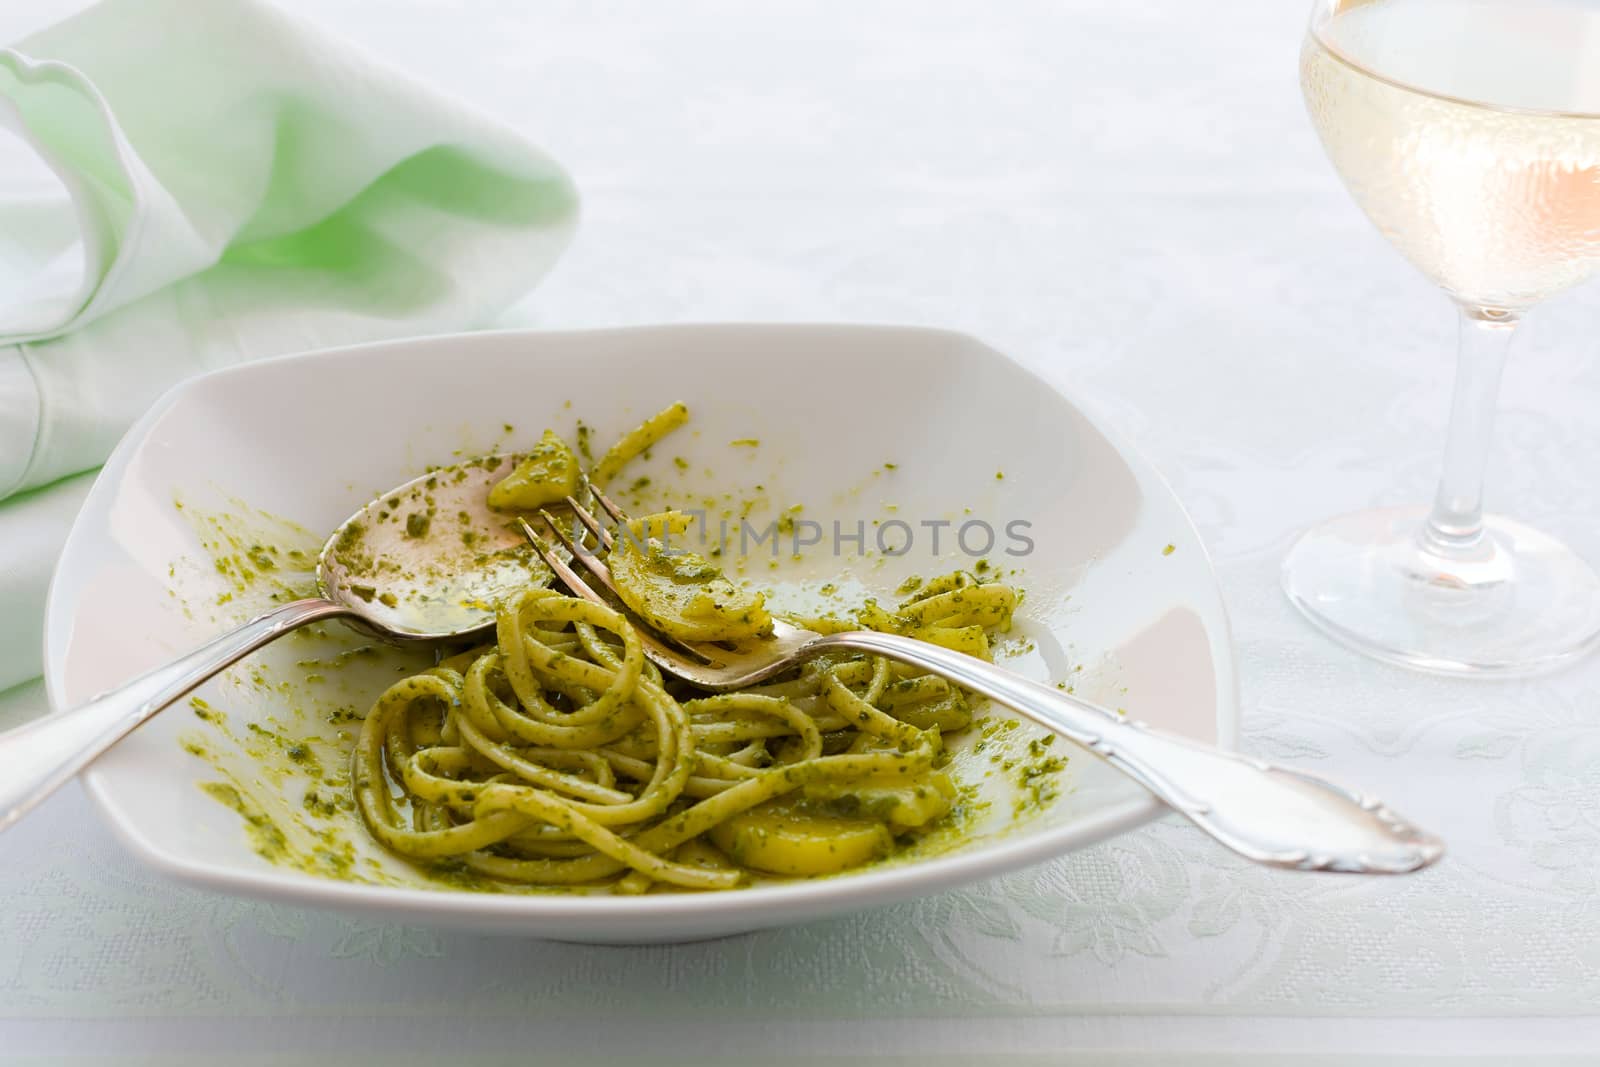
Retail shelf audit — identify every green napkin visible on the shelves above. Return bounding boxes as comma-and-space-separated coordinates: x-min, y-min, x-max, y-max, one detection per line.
0, 0, 578, 694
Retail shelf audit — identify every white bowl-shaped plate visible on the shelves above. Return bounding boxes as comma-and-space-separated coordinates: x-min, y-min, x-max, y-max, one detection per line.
45, 325, 1235, 942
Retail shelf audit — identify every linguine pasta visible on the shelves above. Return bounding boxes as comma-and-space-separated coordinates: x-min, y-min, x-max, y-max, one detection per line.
352, 405, 1021, 892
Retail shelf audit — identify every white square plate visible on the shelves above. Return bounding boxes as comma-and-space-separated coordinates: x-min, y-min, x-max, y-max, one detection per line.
44, 324, 1235, 941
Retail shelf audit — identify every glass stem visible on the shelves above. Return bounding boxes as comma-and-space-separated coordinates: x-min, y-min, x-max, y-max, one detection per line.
1419, 306, 1518, 559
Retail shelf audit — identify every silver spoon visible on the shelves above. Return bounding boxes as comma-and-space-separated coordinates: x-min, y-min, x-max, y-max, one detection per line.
0, 455, 540, 833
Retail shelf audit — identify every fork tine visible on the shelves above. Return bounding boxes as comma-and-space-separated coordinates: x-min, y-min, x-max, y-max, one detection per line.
525, 511, 715, 666
564, 495, 615, 551
515, 517, 612, 613
589, 483, 630, 526
537, 508, 620, 594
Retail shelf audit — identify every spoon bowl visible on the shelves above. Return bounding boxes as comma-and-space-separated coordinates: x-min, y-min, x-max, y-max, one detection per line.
316, 454, 550, 642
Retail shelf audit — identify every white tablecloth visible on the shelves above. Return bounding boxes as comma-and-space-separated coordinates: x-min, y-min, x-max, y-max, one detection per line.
4, 1, 1600, 1061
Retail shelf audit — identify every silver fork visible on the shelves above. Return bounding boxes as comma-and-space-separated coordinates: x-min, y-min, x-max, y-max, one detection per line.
518, 491, 1445, 875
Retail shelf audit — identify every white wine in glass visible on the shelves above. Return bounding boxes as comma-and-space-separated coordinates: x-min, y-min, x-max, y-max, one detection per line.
1287, 0, 1600, 674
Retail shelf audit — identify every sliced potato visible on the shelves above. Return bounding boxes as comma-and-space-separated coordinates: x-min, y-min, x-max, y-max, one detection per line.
803, 771, 957, 829
609, 512, 771, 642
488, 430, 581, 511
708, 801, 891, 876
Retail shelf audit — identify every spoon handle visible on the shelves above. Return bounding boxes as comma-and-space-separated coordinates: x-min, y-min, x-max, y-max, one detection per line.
818, 630, 1445, 874
0, 598, 349, 834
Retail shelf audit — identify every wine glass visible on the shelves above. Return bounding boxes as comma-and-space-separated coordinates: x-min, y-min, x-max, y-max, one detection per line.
1286, 0, 1600, 675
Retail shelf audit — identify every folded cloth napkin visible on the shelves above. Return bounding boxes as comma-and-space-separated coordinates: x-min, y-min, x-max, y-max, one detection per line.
0, 0, 578, 695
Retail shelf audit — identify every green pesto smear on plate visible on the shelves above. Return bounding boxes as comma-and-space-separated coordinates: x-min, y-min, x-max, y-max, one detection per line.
173, 499, 549, 894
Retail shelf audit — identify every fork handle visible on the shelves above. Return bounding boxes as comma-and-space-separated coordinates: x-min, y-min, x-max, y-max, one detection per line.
814, 630, 1443, 873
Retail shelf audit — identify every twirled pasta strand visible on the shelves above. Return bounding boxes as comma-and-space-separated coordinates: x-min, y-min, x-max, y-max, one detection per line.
355, 575, 1017, 892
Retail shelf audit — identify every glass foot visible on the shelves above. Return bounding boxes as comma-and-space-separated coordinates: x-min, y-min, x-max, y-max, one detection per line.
1282, 506, 1600, 676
